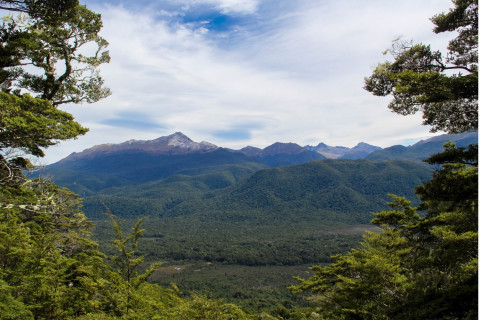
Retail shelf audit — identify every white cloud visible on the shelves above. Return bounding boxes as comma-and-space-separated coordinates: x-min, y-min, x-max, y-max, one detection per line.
176, 0, 259, 14
45, 0, 453, 163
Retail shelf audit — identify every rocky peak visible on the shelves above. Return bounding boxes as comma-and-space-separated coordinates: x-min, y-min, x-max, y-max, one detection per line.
306, 142, 350, 159
168, 132, 192, 146
58, 132, 218, 163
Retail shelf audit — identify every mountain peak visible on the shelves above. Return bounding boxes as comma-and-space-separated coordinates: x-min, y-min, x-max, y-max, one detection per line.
239, 146, 263, 157
58, 132, 218, 163
165, 132, 193, 146
305, 142, 350, 159
263, 142, 306, 155
339, 142, 382, 159
351, 142, 381, 151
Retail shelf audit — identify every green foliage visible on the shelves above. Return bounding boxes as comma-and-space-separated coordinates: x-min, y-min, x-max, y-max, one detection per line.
0, 0, 78, 18
292, 177, 477, 319
0, 179, 106, 318
0, 92, 88, 157
292, 147, 477, 319
105, 212, 162, 317
0, 3, 111, 105
364, 0, 478, 133
298, 2, 479, 318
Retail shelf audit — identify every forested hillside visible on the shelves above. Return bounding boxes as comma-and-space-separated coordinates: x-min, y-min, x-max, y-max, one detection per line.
78, 158, 430, 265
81, 159, 430, 220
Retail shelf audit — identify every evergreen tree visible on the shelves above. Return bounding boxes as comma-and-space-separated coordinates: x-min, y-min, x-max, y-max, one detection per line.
292, 1, 478, 319
364, 0, 477, 133
0, 1, 255, 319
0, 1, 109, 318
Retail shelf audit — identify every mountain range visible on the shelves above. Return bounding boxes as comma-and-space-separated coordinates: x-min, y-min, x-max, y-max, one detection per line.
36, 131, 477, 307
37, 130, 477, 268
41, 130, 477, 210
366, 131, 477, 161
56, 131, 477, 166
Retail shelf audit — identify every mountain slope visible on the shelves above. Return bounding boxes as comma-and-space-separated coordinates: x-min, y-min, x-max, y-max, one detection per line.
306, 142, 381, 159
367, 131, 477, 162
237, 142, 326, 166
85, 159, 431, 225
43, 132, 266, 194
168, 159, 431, 224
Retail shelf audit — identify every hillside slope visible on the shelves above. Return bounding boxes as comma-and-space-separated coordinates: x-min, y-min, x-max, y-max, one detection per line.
85, 159, 431, 224
367, 131, 477, 162
166, 159, 431, 225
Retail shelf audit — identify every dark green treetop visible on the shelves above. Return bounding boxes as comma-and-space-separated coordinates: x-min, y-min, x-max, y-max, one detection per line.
0, 3, 111, 106
0, 0, 109, 183
364, 0, 478, 133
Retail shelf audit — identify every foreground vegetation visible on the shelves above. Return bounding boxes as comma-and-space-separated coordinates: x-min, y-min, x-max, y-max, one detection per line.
293, 0, 479, 318
0, 0, 477, 319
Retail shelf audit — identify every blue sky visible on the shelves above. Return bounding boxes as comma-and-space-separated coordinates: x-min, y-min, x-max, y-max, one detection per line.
44, 0, 454, 164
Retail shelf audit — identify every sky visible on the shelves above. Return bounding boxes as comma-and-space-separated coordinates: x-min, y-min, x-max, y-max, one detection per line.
43, 0, 455, 164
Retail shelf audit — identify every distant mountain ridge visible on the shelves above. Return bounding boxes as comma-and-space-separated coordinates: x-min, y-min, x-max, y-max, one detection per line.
55, 131, 478, 166
235, 142, 326, 167
366, 131, 477, 162
305, 142, 382, 159
44, 131, 478, 196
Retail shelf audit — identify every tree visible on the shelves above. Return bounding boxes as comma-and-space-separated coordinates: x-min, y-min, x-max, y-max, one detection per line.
292, 164, 477, 319
0, 179, 110, 318
0, 0, 109, 180
0, 0, 78, 14
0, 1, 110, 318
292, 1, 478, 319
0, 4, 111, 106
364, 0, 478, 133
106, 212, 161, 317
0, 92, 88, 191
